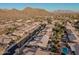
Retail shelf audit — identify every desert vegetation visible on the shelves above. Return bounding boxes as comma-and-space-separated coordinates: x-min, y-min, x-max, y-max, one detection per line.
0, 7, 79, 55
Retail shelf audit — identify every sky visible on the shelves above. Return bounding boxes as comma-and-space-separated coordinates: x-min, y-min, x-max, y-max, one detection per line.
0, 3, 79, 11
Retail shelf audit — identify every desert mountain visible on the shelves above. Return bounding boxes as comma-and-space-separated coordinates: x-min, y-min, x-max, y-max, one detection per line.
22, 7, 50, 16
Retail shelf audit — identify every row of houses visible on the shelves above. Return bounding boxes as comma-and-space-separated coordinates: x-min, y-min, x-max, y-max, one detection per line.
0, 19, 40, 54
21, 24, 52, 55
62, 22, 79, 55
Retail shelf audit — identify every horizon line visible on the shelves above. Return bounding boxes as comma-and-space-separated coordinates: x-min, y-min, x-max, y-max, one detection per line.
0, 7, 79, 12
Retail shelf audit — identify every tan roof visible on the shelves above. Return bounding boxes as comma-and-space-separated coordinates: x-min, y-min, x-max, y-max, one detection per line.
37, 35, 49, 48
25, 51, 34, 55
0, 35, 12, 44
35, 48, 51, 55
37, 27, 52, 48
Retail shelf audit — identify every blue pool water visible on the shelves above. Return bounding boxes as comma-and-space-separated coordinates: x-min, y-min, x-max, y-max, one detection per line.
62, 47, 68, 55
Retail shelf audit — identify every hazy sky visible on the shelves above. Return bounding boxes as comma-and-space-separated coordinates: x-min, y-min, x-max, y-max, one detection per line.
0, 3, 79, 11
